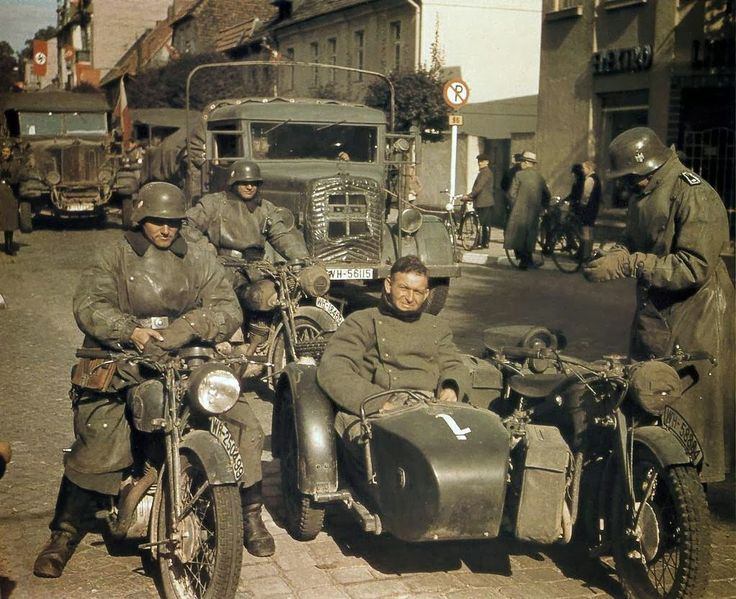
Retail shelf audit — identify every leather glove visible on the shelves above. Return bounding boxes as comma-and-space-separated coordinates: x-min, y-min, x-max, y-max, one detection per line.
583, 248, 635, 282
142, 338, 169, 360
157, 317, 197, 351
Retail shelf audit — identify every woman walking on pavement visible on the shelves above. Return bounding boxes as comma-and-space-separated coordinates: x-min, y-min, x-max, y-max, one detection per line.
0, 142, 20, 255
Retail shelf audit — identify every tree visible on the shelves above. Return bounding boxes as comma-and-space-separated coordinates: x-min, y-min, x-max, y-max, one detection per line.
0, 42, 19, 93
126, 52, 275, 110
364, 68, 448, 142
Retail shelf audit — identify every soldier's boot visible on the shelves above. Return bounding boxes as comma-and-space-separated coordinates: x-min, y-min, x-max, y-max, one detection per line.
33, 477, 91, 578
4, 231, 13, 255
241, 482, 275, 557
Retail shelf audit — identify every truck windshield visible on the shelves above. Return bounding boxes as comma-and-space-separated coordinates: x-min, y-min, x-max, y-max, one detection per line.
250, 122, 377, 162
18, 111, 107, 136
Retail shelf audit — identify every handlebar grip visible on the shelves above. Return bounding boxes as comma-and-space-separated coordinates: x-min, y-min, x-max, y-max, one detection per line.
75, 348, 118, 360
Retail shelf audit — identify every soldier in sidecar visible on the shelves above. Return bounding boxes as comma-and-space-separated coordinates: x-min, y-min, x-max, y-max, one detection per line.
273, 256, 511, 542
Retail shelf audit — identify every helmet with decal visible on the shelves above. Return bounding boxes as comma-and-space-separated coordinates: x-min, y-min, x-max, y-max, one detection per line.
608, 127, 670, 178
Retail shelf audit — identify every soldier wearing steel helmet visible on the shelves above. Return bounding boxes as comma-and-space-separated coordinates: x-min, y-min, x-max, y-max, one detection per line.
584, 127, 734, 483
33, 182, 275, 579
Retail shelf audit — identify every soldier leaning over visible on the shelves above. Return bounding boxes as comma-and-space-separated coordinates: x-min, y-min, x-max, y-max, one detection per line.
317, 255, 470, 465
34, 182, 273, 580
584, 127, 734, 483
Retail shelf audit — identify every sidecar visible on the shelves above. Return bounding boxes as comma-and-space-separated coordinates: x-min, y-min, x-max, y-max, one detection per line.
273, 362, 511, 542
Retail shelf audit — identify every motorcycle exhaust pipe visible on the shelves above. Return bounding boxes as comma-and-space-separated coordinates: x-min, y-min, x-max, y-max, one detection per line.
108, 461, 158, 539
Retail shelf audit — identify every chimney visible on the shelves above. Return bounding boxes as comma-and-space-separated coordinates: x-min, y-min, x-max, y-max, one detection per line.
271, 0, 292, 20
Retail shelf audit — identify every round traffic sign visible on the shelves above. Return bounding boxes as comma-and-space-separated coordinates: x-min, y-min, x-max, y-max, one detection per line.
443, 78, 470, 109
34, 51, 47, 66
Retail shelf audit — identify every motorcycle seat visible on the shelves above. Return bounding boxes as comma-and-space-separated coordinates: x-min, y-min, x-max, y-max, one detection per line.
509, 373, 571, 399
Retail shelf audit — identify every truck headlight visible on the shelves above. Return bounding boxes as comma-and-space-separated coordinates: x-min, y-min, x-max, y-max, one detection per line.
400, 207, 423, 234
46, 170, 61, 185
188, 363, 240, 415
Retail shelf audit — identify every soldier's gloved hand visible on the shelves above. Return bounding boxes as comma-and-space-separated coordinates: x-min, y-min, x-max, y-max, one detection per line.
157, 317, 197, 351
583, 248, 633, 282
130, 327, 164, 352
379, 392, 413, 413
142, 338, 169, 360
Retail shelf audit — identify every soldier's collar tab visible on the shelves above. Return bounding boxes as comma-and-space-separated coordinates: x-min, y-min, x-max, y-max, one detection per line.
124, 230, 188, 258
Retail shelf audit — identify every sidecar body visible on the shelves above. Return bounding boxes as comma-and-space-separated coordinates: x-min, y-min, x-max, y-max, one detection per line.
274, 363, 510, 543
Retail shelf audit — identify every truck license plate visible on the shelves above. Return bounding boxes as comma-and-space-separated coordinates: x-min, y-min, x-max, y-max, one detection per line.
66, 202, 95, 212
327, 268, 374, 280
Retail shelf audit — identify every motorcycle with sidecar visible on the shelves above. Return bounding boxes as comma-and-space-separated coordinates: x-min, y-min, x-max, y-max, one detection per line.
273, 325, 712, 599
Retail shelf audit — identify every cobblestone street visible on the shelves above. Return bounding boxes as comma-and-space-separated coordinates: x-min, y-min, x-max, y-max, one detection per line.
0, 224, 734, 599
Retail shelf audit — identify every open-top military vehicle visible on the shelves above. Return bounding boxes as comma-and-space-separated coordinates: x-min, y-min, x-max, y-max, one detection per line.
274, 325, 712, 599
151, 61, 460, 313
0, 91, 138, 229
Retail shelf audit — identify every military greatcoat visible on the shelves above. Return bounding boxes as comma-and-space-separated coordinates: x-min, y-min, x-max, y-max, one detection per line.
317, 307, 469, 421
0, 157, 19, 232
67, 232, 246, 494
503, 168, 550, 254
184, 190, 308, 261
624, 152, 734, 482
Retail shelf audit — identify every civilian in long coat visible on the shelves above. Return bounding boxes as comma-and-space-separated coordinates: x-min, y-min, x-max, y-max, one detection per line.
585, 128, 734, 482
0, 143, 20, 255
466, 154, 494, 247
503, 151, 550, 268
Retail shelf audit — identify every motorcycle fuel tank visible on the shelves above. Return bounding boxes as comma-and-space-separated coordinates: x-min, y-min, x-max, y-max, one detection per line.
368, 403, 509, 542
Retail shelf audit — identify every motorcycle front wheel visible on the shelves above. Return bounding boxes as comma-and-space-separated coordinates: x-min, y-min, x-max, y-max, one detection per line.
268, 315, 330, 383
157, 452, 243, 599
612, 450, 710, 599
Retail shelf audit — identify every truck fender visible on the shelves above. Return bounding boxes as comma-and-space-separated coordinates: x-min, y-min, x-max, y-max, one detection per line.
275, 363, 338, 495
633, 425, 692, 468
382, 215, 455, 267
294, 304, 341, 332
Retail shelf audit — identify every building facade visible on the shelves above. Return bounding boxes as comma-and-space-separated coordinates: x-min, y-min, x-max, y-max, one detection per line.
536, 0, 734, 210
56, 0, 172, 88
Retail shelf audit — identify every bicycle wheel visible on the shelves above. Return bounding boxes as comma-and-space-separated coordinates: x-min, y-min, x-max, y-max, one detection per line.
551, 226, 584, 273
460, 213, 481, 250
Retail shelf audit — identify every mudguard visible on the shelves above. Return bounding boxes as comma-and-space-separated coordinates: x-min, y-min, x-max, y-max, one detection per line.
633, 425, 691, 467
180, 429, 240, 485
275, 363, 338, 495
382, 216, 457, 273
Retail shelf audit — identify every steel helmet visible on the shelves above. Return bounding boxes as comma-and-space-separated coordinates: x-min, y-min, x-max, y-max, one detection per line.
227, 160, 263, 186
132, 182, 186, 225
608, 127, 670, 178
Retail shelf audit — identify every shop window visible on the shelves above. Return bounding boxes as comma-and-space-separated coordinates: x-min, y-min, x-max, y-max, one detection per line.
544, 0, 583, 19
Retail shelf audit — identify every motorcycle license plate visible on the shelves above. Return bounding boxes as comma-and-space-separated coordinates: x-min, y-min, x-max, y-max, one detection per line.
661, 406, 704, 465
65, 202, 95, 212
210, 418, 245, 481
316, 296, 344, 325
327, 267, 374, 280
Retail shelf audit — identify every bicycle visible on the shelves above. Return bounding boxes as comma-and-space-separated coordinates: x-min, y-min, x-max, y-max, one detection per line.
440, 190, 481, 251
542, 196, 585, 273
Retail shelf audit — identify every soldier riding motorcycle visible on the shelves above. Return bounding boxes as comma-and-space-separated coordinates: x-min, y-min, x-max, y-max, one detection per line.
184, 160, 340, 381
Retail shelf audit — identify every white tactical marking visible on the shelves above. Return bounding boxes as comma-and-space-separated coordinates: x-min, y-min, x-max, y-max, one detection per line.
436, 413, 471, 440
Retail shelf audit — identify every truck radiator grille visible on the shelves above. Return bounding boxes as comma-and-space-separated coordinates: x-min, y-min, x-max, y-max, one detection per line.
54, 145, 103, 184
306, 176, 383, 263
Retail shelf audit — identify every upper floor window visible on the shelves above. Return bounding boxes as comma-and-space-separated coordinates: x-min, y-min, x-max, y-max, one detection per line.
543, 0, 583, 19
310, 41, 319, 86
286, 47, 295, 89
389, 21, 401, 71
327, 37, 337, 83
354, 30, 364, 81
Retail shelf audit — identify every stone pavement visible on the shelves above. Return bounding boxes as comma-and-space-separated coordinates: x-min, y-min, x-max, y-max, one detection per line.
1, 224, 734, 599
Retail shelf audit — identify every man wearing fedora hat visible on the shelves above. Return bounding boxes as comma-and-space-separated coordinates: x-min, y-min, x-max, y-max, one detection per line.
503, 151, 550, 269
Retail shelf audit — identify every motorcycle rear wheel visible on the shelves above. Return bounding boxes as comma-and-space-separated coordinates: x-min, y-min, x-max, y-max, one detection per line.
612, 451, 710, 599
279, 393, 325, 541
157, 452, 243, 599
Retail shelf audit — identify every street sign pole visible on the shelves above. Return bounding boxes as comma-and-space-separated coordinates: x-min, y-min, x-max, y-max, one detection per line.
442, 78, 470, 206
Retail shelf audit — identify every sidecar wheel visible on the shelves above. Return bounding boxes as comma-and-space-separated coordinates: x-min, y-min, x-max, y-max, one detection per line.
280, 400, 325, 541
157, 452, 243, 599
612, 452, 710, 599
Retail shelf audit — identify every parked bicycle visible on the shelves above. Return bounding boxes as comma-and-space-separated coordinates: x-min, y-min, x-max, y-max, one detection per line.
542, 196, 585, 273
440, 190, 482, 251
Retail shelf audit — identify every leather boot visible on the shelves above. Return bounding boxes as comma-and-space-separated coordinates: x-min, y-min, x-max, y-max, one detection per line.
241, 482, 275, 557
4, 231, 12, 255
33, 477, 91, 578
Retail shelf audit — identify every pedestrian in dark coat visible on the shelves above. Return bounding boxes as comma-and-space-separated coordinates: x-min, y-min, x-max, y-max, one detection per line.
0, 143, 20, 255
503, 151, 550, 269
584, 127, 734, 483
572, 160, 602, 260
466, 153, 494, 247
317, 256, 469, 464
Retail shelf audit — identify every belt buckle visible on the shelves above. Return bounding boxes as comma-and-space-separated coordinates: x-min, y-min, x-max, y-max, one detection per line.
149, 316, 169, 330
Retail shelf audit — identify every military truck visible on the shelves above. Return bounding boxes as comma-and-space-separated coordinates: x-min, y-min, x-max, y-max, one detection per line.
171, 61, 460, 313
0, 91, 139, 230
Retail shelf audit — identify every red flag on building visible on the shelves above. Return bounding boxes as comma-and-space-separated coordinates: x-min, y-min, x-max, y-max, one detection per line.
32, 39, 48, 77
113, 77, 132, 147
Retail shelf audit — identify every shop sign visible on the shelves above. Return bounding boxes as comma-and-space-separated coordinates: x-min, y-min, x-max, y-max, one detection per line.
592, 44, 652, 75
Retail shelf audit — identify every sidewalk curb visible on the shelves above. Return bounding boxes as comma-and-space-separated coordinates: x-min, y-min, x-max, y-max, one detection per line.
461, 251, 560, 271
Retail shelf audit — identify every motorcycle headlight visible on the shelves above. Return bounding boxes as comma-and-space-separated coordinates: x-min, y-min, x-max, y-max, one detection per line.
298, 265, 331, 298
400, 207, 423, 235
46, 170, 61, 185
188, 363, 240, 415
